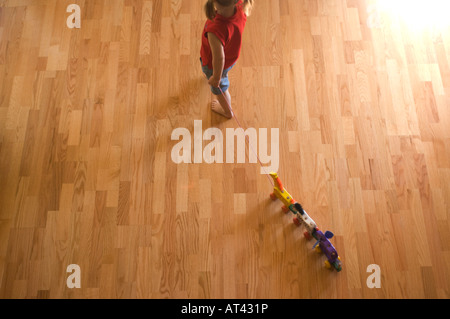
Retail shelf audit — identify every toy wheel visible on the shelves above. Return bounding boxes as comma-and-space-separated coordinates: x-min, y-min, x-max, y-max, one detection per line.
270, 193, 277, 201
334, 257, 342, 272
303, 231, 311, 240
293, 218, 301, 227
282, 206, 289, 213
314, 246, 322, 254
324, 260, 331, 269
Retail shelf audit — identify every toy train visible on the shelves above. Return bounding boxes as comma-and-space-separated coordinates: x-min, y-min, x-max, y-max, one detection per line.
269, 172, 342, 272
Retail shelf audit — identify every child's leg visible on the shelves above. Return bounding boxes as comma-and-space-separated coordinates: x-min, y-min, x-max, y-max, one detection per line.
210, 64, 234, 119
200, 59, 235, 119
211, 90, 233, 119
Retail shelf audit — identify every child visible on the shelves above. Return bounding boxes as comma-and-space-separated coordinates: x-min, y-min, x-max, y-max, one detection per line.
200, 0, 254, 119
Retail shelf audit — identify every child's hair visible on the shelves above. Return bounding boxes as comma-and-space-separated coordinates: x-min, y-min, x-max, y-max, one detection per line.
204, 0, 254, 20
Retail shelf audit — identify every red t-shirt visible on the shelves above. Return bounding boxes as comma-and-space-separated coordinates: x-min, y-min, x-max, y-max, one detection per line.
200, 1, 247, 70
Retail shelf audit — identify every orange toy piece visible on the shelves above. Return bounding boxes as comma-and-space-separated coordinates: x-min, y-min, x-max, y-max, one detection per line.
269, 172, 295, 213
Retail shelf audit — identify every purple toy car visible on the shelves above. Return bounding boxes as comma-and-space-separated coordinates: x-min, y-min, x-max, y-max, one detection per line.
312, 229, 342, 272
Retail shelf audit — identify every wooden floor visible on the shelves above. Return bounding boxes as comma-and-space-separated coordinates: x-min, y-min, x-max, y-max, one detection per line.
0, 0, 449, 299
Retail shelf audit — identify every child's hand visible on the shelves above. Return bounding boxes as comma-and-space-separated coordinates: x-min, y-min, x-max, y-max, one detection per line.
208, 76, 221, 88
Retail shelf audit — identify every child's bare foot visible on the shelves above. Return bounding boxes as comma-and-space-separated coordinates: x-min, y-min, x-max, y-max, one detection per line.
211, 100, 233, 119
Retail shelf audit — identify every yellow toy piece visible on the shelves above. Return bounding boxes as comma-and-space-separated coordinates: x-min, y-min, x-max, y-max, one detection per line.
269, 172, 295, 209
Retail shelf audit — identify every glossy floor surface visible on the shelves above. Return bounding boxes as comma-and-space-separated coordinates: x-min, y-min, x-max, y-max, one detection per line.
0, 0, 449, 298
